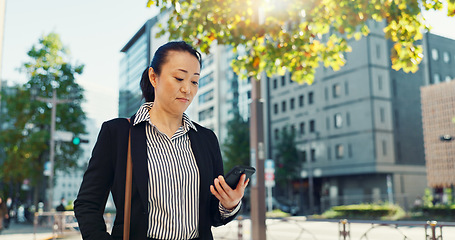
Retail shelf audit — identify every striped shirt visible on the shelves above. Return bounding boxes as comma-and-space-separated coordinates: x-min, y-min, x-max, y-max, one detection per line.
133, 102, 240, 240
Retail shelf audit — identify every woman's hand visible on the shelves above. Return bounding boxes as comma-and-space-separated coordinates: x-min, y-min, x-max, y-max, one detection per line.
210, 174, 249, 210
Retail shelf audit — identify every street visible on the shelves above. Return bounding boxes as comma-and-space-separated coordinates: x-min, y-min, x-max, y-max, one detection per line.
2, 217, 455, 240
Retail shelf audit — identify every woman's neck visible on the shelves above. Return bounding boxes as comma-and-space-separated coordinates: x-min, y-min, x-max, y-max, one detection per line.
148, 103, 183, 138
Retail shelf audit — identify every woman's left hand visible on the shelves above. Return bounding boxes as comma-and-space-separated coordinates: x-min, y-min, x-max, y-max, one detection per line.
210, 174, 249, 210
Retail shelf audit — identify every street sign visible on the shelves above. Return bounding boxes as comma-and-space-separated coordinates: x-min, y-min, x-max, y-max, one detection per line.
265, 159, 275, 187
54, 130, 74, 142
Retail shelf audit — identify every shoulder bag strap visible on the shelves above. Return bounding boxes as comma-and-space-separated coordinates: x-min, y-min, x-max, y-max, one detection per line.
123, 118, 132, 240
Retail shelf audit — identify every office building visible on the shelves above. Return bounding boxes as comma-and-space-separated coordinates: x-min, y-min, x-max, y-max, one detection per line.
266, 21, 455, 212
421, 80, 455, 189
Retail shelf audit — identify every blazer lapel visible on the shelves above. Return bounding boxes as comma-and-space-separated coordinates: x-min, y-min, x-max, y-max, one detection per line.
130, 115, 149, 210
188, 127, 213, 206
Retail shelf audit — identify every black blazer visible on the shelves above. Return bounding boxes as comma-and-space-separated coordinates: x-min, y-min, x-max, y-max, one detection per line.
74, 115, 238, 240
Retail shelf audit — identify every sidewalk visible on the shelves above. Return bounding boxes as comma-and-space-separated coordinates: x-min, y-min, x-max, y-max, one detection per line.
0, 221, 82, 240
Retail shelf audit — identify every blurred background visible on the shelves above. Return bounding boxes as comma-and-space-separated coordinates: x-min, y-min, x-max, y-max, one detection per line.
1, 0, 455, 237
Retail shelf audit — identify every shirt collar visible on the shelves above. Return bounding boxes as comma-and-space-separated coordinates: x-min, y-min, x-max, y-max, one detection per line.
133, 102, 197, 132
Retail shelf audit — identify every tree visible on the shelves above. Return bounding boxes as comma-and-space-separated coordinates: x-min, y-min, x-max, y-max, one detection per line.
0, 33, 86, 198
274, 127, 300, 198
222, 111, 250, 172
147, 0, 454, 84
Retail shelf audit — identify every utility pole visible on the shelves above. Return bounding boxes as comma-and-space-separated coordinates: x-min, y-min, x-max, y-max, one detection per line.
249, 77, 267, 240
36, 88, 72, 211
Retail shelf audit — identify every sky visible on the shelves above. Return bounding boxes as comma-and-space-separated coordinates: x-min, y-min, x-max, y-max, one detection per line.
2, 0, 455, 127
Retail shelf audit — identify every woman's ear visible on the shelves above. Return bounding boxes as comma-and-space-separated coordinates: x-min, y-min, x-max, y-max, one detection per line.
148, 67, 157, 87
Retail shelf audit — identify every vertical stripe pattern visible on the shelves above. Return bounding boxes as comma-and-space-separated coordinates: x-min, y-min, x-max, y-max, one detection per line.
133, 102, 200, 240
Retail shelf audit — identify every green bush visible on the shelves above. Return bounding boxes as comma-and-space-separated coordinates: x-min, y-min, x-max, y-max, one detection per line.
413, 205, 455, 221
321, 203, 405, 220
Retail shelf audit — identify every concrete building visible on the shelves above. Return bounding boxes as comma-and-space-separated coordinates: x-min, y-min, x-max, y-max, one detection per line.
265, 21, 455, 213
421, 80, 455, 189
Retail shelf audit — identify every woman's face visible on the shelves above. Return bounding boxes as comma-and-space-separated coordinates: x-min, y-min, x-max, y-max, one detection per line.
149, 50, 200, 115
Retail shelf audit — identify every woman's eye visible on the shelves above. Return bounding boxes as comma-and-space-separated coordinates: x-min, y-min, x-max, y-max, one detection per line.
175, 77, 183, 81
192, 81, 199, 86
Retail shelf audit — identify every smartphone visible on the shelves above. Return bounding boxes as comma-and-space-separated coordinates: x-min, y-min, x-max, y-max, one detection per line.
224, 165, 256, 189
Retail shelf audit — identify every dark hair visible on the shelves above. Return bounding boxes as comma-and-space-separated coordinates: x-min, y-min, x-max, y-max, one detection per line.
140, 41, 202, 102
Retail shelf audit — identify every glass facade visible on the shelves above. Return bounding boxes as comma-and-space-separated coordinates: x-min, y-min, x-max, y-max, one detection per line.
119, 34, 148, 118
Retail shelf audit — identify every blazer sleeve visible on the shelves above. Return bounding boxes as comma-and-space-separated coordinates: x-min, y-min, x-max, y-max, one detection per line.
74, 122, 116, 240
207, 130, 240, 227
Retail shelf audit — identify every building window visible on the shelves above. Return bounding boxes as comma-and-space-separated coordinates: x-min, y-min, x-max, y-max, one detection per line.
334, 113, 343, 128
443, 51, 450, 63
326, 117, 330, 130
327, 147, 332, 160
309, 120, 315, 132
346, 112, 351, 126
345, 81, 349, 95
434, 74, 441, 84
348, 144, 353, 157
291, 125, 295, 134
199, 72, 214, 88
380, 107, 385, 123
273, 79, 277, 89
310, 148, 316, 162
198, 107, 214, 121
274, 128, 279, 140
299, 95, 304, 107
333, 84, 341, 98
198, 89, 214, 104
378, 75, 383, 90
274, 103, 278, 114
308, 92, 314, 104
282, 101, 287, 112
300, 122, 305, 135
394, 110, 400, 128
432, 49, 439, 61
281, 75, 286, 86
396, 142, 401, 160
376, 44, 381, 59
290, 98, 295, 110
336, 144, 344, 159
382, 140, 387, 156
301, 150, 307, 163
324, 87, 328, 101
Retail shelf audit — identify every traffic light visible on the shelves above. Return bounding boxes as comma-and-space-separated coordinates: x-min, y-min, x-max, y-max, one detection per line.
72, 136, 89, 145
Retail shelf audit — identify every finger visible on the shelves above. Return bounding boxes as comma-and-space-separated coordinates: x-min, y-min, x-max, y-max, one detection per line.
217, 175, 233, 192
214, 177, 230, 200
236, 174, 248, 189
210, 185, 222, 199
244, 177, 250, 187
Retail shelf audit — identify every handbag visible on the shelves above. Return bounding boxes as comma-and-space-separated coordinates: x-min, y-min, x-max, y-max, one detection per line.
123, 119, 133, 240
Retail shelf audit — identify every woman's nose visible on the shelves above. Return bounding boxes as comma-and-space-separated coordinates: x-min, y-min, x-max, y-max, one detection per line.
180, 82, 190, 94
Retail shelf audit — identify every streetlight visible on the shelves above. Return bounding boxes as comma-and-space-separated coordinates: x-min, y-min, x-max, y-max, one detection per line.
300, 131, 319, 215
32, 81, 73, 211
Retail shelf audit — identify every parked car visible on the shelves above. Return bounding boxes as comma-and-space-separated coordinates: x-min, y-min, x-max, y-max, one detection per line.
272, 197, 299, 216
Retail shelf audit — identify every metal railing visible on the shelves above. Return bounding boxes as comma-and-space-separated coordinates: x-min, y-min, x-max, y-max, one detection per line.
32, 211, 115, 240
32, 212, 455, 240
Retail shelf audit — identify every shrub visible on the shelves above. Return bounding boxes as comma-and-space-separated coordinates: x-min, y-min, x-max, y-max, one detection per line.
321, 203, 405, 220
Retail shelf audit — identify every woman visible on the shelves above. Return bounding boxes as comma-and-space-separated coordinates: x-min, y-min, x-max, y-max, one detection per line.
74, 41, 248, 240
